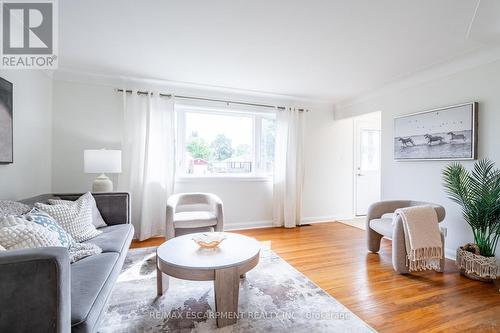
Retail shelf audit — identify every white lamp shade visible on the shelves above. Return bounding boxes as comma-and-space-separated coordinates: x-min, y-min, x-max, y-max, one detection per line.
84, 149, 122, 174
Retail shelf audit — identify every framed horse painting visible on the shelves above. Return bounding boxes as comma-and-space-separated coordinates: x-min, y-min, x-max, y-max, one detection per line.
0, 77, 13, 164
394, 102, 477, 161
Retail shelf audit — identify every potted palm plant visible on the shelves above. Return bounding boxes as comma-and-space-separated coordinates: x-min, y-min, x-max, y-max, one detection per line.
442, 159, 500, 281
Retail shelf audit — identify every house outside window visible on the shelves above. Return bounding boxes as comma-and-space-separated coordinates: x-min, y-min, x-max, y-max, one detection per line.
176, 107, 275, 178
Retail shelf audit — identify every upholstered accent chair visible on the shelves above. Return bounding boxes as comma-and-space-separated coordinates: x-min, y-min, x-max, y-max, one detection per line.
166, 193, 224, 239
366, 200, 446, 274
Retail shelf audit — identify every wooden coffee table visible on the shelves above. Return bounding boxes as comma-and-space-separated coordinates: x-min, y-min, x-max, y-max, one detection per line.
156, 232, 261, 327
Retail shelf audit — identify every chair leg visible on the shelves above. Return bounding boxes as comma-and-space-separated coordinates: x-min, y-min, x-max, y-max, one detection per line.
392, 219, 410, 274
367, 228, 383, 253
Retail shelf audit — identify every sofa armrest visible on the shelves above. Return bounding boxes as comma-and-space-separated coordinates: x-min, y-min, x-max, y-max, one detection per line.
55, 192, 131, 225
0, 247, 71, 333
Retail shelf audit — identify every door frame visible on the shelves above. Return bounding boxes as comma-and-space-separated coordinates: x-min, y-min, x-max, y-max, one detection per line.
353, 115, 381, 217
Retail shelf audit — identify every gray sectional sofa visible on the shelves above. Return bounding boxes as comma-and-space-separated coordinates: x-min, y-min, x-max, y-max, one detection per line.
0, 192, 134, 333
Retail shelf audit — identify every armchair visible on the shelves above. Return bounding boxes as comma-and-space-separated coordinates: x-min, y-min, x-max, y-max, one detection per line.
366, 200, 446, 274
166, 193, 224, 239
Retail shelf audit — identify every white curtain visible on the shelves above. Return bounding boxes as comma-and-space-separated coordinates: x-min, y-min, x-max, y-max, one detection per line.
273, 107, 305, 228
118, 91, 176, 240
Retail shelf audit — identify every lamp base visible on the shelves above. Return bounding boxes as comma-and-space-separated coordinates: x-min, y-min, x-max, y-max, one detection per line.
92, 174, 113, 192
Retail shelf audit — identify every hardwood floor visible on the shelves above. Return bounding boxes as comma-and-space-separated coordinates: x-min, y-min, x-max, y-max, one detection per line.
131, 222, 500, 332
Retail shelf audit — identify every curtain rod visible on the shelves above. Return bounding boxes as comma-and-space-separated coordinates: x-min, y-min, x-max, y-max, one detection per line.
115, 89, 309, 112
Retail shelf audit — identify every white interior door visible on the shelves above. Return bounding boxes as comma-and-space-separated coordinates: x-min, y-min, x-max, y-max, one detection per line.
355, 121, 381, 216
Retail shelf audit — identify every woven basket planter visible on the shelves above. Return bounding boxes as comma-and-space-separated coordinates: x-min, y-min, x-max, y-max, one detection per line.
456, 247, 498, 282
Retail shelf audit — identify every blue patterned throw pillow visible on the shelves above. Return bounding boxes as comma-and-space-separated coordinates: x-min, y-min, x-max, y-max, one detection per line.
23, 208, 74, 248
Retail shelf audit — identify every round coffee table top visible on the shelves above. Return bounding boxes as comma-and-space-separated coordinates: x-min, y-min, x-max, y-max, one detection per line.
157, 232, 261, 270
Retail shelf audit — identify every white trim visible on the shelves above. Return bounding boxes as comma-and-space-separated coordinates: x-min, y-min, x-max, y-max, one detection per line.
224, 216, 349, 230
300, 215, 351, 224
224, 220, 273, 231
53, 67, 331, 104
175, 175, 272, 183
335, 45, 500, 115
445, 247, 457, 261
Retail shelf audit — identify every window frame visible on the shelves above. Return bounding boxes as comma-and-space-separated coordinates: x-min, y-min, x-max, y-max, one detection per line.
175, 107, 275, 181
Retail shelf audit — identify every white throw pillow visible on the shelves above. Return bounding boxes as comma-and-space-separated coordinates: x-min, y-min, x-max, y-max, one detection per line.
24, 208, 75, 248
36, 192, 102, 242
49, 193, 107, 228
0, 215, 63, 250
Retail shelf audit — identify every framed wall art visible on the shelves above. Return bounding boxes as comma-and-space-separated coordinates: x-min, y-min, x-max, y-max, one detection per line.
394, 102, 477, 161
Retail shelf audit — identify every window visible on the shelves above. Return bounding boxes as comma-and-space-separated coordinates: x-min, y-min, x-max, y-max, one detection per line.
359, 129, 380, 171
176, 108, 276, 177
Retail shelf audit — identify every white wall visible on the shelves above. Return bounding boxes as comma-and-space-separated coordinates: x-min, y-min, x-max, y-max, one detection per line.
52, 81, 122, 191
302, 112, 355, 221
51, 73, 349, 230
0, 71, 53, 200
336, 59, 500, 258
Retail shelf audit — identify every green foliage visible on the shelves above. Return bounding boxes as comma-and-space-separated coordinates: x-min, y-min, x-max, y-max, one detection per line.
442, 159, 500, 257
186, 135, 211, 160
211, 134, 233, 161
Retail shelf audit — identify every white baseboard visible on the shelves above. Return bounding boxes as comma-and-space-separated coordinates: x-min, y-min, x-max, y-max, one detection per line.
224, 215, 348, 231
224, 220, 273, 231
301, 215, 352, 224
445, 247, 456, 261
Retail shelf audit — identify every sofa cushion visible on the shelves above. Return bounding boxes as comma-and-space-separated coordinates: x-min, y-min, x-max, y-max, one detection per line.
381, 213, 394, 219
83, 224, 133, 253
174, 211, 217, 228
369, 218, 393, 238
71, 253, 119, 327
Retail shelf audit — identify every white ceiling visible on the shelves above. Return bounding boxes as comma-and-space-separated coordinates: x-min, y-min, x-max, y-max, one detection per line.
59, 0, 499, 101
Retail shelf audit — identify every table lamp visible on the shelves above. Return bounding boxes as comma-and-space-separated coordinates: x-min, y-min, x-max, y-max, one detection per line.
84, 149, 122, 192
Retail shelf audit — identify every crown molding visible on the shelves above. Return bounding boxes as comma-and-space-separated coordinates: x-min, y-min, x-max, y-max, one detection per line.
52, 67, 333, 106
335, 45, 500, 112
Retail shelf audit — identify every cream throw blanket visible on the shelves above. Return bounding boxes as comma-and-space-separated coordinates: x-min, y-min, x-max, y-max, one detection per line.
395, 205, 443, 271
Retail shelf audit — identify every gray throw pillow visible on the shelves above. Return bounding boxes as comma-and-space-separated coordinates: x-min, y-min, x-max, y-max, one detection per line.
0, 200, 30, 217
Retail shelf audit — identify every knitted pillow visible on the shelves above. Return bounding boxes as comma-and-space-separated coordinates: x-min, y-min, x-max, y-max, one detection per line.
24, 208, 74, 248
0, 215, 63, 250
36, 192, 102, 242
49, 193, 107, 228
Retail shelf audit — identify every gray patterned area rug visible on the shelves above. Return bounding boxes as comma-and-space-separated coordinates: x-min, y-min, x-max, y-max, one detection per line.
98, 245, 375, 333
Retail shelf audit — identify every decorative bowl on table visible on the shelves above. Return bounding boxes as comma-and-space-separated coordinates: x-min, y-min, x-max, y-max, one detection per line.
192, 232, 226, 249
